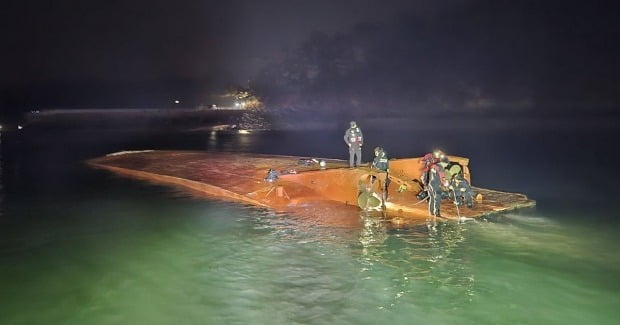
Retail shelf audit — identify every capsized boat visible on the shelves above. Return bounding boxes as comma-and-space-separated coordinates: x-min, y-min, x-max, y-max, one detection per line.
87, 151, 535, 225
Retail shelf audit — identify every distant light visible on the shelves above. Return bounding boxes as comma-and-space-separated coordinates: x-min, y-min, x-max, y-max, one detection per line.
17, 125, 23, 130
0, 125, 3, 130
234, 102, 240, 107
174, 100, 180, 104
241, 102, 246, 107
238, 130, 250, 134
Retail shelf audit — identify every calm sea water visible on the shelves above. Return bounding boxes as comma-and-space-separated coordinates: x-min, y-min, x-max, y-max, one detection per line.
0, 125, 619, 324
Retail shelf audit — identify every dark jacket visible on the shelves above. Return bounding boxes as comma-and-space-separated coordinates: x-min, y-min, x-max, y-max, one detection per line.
344, 127, 364, 147
371, 151, 389, 172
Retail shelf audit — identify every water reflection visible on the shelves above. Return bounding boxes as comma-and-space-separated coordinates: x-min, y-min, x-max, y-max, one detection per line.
358, 211, 388, 256
426, 222, 475, 300
0, 133, 3, 217
204, 130, 261, 153
357, 212, 476, 308
0, 127, 617, 323
250, 207, 478, 307
206, 131, 218, 150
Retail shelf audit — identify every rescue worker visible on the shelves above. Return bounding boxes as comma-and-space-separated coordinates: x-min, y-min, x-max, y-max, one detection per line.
417, 151, 441, 199
447, 165, 474, 208
434, 149, 447, 164
344, 121, 363, 167
419, 150, 449, 217
370, 147, 390, 203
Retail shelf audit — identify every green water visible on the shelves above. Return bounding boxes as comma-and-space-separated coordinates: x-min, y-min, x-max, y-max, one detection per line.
1, 129, 619, 324
1, 191, 618, 324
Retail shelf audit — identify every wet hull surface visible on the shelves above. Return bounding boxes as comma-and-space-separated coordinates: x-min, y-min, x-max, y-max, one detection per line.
88, 151, 536, 225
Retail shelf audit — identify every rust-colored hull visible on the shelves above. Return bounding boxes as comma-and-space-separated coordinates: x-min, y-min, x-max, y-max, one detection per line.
87, 151, 535, 225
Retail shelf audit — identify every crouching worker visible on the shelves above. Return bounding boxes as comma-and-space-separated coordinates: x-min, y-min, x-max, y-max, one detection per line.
370, 147, 390, 203
446, 165, 474, 208
420, 151, 449, 217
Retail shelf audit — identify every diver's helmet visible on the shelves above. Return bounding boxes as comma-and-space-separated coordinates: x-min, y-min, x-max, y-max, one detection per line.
432, 149, 445, 160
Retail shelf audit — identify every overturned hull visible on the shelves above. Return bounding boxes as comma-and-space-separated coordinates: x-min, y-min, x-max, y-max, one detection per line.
87, 151, 535, 225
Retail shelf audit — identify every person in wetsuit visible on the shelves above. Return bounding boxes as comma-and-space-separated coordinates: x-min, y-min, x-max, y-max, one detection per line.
371, 146, 390, 203
420, 150, 449, 217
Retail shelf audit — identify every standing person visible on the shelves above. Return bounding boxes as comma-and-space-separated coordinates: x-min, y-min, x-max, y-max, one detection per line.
420, 150, 449, 217
371, 147, 390, 203
344, 121, 363, 167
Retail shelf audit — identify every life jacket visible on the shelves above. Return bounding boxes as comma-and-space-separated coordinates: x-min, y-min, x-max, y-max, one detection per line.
419, 153, 438, 171
419, 153, 440, 184
420, 160, 446, 187
348, 128, 363, 143
373, 151, 389, 171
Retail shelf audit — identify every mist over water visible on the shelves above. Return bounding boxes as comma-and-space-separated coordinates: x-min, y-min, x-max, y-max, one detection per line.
0, 124, 619, 324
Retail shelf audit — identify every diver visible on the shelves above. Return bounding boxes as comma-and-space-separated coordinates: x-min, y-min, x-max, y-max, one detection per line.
447, 165, 474, 208
344, 121, 363, 168
420, 150, 449, 217
417, 150, 441, 199
370, 146, 390, 203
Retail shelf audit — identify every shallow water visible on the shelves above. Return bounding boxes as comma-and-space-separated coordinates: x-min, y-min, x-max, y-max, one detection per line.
0, 127, 619, 324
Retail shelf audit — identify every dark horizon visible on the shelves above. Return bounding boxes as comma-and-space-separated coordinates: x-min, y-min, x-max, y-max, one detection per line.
2, 0, 620, 121
2, 2, 620, 322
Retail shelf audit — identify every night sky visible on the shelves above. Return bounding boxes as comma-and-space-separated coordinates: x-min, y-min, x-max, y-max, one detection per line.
2, 0, 619, 117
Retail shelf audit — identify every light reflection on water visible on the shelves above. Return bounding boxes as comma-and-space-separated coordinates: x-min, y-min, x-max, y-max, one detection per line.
0, 128, 619, 324
0, 133, 4, 217
1, 180, 618, 324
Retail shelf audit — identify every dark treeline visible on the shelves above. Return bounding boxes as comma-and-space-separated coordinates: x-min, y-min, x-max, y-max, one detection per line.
254, 0, 620, 118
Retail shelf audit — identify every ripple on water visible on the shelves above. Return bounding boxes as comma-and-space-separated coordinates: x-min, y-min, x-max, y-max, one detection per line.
1, 195, 618, 324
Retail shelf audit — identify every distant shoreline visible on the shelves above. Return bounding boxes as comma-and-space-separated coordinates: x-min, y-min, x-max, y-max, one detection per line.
20, 107, 620, 132
24, 108, 251, 132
